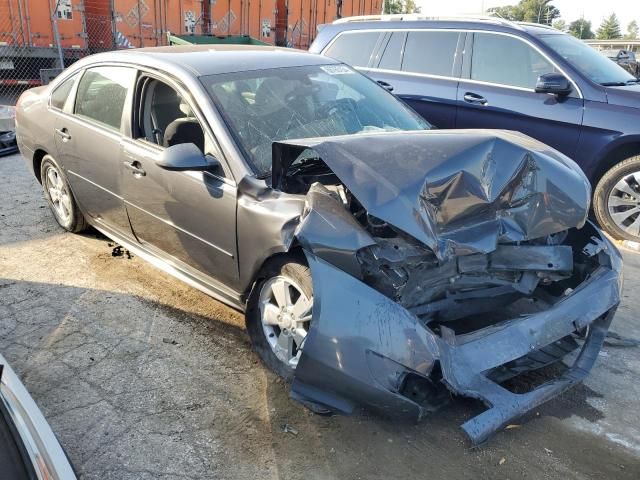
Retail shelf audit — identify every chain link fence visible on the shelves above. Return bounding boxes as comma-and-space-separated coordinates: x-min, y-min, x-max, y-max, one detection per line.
0, 0, 171, 106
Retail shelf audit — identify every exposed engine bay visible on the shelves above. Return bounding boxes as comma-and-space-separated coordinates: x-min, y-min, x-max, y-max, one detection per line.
280, 146, 592, 337
263, 131, 622, 444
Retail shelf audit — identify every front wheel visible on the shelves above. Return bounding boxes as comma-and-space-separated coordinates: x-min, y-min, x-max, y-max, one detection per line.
41, 155, 88, 233
246, 255, 313, 381
594, 156, 640, 242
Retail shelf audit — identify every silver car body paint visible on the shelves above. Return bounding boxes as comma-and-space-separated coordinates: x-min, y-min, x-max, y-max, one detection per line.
1, 354, 77, 479
15, 46, 622, 444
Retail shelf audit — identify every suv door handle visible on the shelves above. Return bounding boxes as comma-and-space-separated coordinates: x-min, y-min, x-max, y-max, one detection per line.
123, 160, 146, 177
376, 80, 394, 92
55, 128, 71, 141
463, 92, 488, 105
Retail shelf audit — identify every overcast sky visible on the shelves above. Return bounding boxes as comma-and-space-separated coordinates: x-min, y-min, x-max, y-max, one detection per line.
414, 0, 639, 31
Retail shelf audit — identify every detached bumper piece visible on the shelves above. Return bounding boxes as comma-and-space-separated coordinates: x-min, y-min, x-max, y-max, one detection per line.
0, 106, 17, 157
0, 130, 17, 156
291, 226, 621, 444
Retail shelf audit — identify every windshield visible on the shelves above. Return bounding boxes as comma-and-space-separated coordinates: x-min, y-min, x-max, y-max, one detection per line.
201, 65, 430, 176
539, 34, 636, 86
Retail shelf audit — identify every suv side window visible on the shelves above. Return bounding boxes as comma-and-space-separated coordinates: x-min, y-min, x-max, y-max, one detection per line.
135, 77, 205, 153
471, 33, 557, 89
378, 32, 406, 70
74, 66, 135, 130
402, 31, 461, 77
50, 74, 77, 110
324, 31, 382, 67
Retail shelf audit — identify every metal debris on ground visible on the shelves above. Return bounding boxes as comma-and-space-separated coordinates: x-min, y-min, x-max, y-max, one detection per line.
281, 424, 299, 436
110, 244, 132, 259
604, 331, 640, 348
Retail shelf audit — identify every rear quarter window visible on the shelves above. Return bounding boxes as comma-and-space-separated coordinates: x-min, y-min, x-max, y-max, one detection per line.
50, 74, 77, 110
323, 31, 382, 67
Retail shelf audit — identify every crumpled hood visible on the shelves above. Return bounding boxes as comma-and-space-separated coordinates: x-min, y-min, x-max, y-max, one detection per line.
606, 84, 640, 108
273, 130, 591, 261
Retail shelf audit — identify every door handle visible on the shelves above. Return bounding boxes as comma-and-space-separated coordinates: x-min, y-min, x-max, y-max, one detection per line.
376, 80, 394, 92
463, 92, 488, 105
55, 128, 71, 141
123, 160, 146, 177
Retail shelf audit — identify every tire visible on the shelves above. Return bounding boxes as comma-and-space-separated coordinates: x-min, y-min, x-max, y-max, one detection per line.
594, 155, 640, 241
246, 254, 313, 381
40, 155, 88, 233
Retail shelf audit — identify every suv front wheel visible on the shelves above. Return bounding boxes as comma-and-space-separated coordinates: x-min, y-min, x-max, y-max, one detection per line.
594, 155, 640, 241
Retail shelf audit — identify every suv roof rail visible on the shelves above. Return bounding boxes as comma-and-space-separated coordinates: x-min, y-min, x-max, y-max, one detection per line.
515, 21, 556, 30
332, 13, 522, 29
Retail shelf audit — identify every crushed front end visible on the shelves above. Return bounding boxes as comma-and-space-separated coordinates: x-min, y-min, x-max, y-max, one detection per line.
270, 130, 623, 444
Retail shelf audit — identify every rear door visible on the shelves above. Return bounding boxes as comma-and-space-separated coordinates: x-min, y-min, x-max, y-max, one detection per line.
54, 65, 136, 235
120, 72, 239, 288
456, 32, 584, 158
368, 30, 465, 129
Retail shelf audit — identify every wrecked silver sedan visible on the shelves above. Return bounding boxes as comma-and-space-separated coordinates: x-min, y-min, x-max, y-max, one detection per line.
15, 46, 621, 444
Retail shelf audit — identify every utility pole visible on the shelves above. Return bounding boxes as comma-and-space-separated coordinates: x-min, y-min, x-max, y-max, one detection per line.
50, 0, 65, 69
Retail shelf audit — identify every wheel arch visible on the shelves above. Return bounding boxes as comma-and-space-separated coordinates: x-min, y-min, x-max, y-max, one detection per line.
591, 138, 640, 189
32, 148, 49, 184
241, 243, 306, 307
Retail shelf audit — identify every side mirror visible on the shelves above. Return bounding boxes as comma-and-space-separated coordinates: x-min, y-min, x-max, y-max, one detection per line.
157, 143, 221, 174
535, 73, 572, 96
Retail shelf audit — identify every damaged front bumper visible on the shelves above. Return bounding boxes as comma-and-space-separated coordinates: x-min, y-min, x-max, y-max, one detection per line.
290, 223, 622, 445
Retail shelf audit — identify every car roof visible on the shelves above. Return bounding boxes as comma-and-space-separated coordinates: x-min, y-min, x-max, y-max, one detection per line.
75, 45, 340, 77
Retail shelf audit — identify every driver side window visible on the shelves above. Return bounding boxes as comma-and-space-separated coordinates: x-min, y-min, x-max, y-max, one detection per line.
136, 77, 205, 153
471, 33, 558, 89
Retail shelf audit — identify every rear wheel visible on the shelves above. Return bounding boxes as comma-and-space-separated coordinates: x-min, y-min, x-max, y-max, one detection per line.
41, 155, 88, 233
594, 155, 640, 241
246, 255, 313, 381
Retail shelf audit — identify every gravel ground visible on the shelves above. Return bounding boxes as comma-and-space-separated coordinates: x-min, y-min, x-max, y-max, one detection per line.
1, 151, 640, 479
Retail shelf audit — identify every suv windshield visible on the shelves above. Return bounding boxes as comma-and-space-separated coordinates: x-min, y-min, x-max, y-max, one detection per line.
201, 65, 429, 176
539, 33, 636, 86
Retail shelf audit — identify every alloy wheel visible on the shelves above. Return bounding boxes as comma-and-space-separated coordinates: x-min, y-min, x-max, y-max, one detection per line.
44, 164, 72, 225
259, 275, 313, 368
607, 172, 640, 236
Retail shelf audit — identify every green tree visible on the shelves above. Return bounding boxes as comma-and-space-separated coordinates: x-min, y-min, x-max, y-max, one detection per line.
384, 0, 403, 14
383, 0, 420, 14
552, 19, 567, 32
596, 13, 623, 40
404, 0, 421, 14
489, 0, 560, 26
568, 18, 594, 39
626, 20, 639, 40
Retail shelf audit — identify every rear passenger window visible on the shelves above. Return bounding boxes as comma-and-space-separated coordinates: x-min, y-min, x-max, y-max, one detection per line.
74, 66, 135, 130
378, 32, 405, 71
50, 74, 77, 110
402, 31, 461, 77
323, 32, 382, 67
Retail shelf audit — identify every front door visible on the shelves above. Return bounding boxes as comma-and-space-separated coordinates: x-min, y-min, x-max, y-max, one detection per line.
456, 32, 584, 158
54, 65, 136, 234
120, 75, 239, 288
